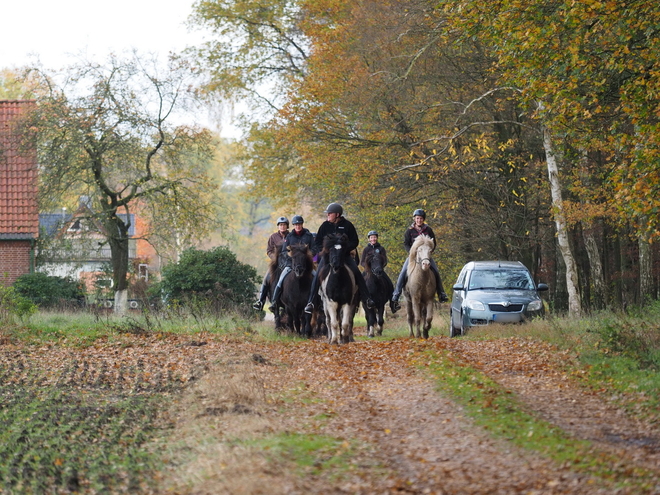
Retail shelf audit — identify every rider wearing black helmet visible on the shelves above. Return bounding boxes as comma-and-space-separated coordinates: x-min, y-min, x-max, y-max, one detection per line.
390, 209, 448, 313
304, 203, 374, 314
268, 215, 315, 312
360, 230, 389, 269
253, 216, 290, 311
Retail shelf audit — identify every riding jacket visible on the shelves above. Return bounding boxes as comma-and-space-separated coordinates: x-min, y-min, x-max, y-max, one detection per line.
267, 230, 289, 260
278, 228, 314, 268
403, 223, 437, 253
312, 216, 359, 256
360, 242, 388, 268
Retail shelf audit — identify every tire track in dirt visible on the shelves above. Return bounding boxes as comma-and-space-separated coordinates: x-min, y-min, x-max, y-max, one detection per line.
267, 337, 625, 494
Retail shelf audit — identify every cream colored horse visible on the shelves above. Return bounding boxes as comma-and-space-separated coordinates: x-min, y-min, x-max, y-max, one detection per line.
403, 235, 436, 338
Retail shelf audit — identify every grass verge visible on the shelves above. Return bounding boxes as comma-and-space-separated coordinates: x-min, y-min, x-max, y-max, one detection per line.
418, 348, 659, 493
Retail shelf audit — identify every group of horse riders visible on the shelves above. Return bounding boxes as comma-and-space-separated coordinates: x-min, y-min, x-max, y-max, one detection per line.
253, 203, 448, 315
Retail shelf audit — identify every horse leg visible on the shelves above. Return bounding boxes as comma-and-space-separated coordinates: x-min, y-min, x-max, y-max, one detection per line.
376, 305, 385, 336
406, 298, 415, 337
366, 307, 375, 338
340, 305, 354, 344
423, 300, 434, 339
348, 306, 356, 342
413, 297, 424, 338
325, 303, 340, 345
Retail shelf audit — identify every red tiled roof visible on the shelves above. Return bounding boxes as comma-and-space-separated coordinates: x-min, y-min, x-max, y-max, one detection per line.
0, 100, 38, 238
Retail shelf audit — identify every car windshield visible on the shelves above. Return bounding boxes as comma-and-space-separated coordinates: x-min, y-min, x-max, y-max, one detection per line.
468, 269, 534, 290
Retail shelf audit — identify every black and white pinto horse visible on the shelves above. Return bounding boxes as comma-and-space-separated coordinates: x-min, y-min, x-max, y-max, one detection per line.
403, 234, 436, 338
280, 243, 314, 336
318, 233, 359, 344
362, 247, 394, 337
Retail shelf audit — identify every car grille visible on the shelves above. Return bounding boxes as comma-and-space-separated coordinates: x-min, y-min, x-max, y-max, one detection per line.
488, 303, 524, 312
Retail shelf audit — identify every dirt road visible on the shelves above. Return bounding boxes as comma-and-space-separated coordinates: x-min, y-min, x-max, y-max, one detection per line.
160, 330, 660, 494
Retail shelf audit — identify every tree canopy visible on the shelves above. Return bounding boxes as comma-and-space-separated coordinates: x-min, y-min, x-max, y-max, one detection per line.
192, 0, 660, 310
17, 54, 220, 311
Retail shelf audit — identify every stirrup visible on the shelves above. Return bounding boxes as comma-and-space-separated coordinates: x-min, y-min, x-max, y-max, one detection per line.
304, 302, 314, 314
253, 301, 263, 311
390, 299, 401, 313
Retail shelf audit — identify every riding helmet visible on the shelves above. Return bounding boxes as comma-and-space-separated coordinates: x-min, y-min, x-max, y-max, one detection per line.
412, 209, 426, 219
324, 203, 343, 215
367, 230, 379, 237
276, 216, 289, 226
292, 215, 304, 225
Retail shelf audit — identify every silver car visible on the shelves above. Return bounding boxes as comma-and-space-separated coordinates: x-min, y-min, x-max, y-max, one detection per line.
449, 261, 548, 337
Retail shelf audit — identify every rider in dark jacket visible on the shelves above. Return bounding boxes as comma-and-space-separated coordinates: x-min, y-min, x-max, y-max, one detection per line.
360, 230, 389, 269
390, 209, 448, 313
304, 203, 374, 314
269, 215, 315, 312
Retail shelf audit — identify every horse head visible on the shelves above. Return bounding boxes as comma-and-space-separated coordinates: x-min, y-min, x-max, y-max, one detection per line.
323, 233, 349, 272
365, 248, 385, 276
287, 244, 313, 278
410, 234, 434, 271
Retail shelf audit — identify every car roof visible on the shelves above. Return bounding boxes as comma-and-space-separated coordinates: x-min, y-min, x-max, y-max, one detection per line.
465, 260, 528, 271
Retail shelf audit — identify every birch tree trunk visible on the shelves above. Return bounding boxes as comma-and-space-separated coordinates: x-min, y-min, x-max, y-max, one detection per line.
543, 128, 582, 317
638, 219, 653, 305
582, 224, 606, 309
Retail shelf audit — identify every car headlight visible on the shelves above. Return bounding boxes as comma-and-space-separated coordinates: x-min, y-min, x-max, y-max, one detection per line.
527, 299, 543, 311
465, 300, 486, 311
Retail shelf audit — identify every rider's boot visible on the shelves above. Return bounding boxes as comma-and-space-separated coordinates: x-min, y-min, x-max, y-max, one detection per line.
269, 286, 282, 313
390, 291, 401, 313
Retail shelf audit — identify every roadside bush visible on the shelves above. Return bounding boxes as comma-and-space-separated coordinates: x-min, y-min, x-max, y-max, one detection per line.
0, 285, 37, 323
156, 246, 259, 311
13, 272, 85, 308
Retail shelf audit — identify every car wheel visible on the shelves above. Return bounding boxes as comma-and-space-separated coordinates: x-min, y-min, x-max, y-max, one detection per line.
449, 308, 460, 338
460, 311, 468, 336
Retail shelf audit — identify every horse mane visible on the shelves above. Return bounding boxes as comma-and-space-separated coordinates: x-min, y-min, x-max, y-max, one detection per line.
288, 243, 314, 271
321, 233, 349, 262
408, 235, 434, 264
268, 244, 282, 279
363, 247, 383, 273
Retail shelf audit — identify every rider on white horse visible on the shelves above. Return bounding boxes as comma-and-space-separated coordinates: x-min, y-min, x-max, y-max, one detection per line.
391, 209, 448, 313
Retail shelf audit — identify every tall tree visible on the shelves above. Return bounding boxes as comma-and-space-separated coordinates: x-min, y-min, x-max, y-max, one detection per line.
20, 54, 219, 312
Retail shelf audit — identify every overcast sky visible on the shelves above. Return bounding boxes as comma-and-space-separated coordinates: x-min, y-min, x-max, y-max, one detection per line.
0, 1, 241, 137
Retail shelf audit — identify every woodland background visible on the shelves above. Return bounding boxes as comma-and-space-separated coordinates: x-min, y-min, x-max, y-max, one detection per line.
3, 0, 660, 315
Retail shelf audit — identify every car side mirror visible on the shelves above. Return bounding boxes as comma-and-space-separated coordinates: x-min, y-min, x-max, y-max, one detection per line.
452, 284, 464, 291
537, 283, 549, 291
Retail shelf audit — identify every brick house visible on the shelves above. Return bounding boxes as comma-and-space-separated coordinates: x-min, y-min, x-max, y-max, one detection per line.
0, 101, 38, 287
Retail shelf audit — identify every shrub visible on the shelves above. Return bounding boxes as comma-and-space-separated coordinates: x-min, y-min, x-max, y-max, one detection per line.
157, 246, 259, 308
0, 285, 37, 323
13, 272, 85, 308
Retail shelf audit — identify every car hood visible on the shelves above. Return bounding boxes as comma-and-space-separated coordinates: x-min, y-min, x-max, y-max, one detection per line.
464, 289, 541, 304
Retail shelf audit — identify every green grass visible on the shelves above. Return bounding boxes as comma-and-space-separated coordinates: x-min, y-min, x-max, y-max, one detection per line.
245, 433, 360, 477
2, 309, 265, 346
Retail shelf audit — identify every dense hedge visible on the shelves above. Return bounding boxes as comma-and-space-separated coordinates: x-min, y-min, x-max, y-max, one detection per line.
157, 246, 259, 307
13, 273, 85, 308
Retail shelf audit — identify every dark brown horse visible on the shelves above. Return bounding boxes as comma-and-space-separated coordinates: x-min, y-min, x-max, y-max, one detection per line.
280, 244, 314, 336
267, 245, 286, 329
362, 247, 394, 337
